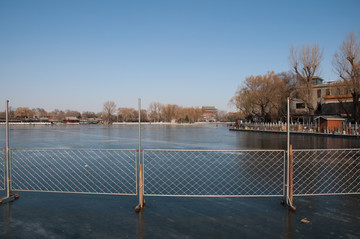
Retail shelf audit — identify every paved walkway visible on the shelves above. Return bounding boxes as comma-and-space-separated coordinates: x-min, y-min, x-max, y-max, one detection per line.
1, 192, 359, 238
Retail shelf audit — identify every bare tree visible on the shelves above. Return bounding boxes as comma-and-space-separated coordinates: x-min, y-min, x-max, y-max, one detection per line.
161, 104, 180, 122
222, 112, 242, 122
34, 108, 48, 118
82, 111, 97, 119
289, 43, 323, 115
216, 110, 227, 122
148, 102, 163, 122
118, 108, 135, 122
49, 109, 65, 121
14, 107, 35, 120
277, 71, 297, 119
139, 109, 149, 122
231, 71, 288, 122
102, 101, 117, 124
65, 110, 81, 118
333, 31, 360, 123
177, 107, 202, 123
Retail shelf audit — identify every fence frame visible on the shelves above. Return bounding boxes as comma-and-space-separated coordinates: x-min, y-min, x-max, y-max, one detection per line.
142, 149, 287, 198
2, 146, 359, 205
8, 147, 138, 196
292, 148, 360, 197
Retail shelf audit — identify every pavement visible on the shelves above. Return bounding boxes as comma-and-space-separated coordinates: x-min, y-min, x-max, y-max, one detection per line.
1, 192, 359, 238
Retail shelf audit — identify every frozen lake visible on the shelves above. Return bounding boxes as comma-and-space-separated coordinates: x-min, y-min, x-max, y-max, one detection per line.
1, 124, 360, 238
1, 123, 360, 149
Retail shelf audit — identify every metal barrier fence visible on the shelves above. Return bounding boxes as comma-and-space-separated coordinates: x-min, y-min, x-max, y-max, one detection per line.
293, 149, 360, 196
1, 147, 360, 205
10, 148, 137, 195
1, 148, 4, 190
143, 150, 286, 197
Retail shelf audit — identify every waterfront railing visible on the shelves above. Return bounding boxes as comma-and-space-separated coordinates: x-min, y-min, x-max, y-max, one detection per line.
233, 122, 360, 136
1, 147, 359, 209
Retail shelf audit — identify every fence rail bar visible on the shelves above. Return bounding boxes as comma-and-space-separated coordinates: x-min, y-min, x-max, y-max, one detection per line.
11, 147, 137, 151
294, 192, 360, 196
145, 149, 285, 152
144, 194, 285, 198
293, 148, 360, 152
12, 189, 137, 196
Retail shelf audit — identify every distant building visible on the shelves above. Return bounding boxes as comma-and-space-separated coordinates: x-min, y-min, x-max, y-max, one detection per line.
202, 106, 218, 122
289, 75, 360, 123
291, 77, 327, 119
321, 94, 357, 117
290, 77, 357, 119
64, 117, 80, 124
315, 116, 345, 133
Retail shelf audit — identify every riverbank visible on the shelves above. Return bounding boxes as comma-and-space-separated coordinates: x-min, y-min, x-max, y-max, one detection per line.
0, 121, 231, 126
0, 122, 52, 125
230, 128, 360, 138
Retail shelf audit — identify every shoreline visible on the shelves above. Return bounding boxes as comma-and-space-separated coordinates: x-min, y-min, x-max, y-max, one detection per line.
0, 122, 52, 125
229, 128, 360, 138
0, 121, 230, 126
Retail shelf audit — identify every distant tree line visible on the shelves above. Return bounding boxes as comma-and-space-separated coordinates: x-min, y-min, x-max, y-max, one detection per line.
0, 107, 101, 122
102, 101, 240, 124
231, 31, 360, 123
0, 102, 239, 123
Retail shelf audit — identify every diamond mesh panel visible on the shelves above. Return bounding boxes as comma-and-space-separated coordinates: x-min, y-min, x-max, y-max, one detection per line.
143, 150, 285, 197
293, 149, 360, 195
11, 149, 137, 195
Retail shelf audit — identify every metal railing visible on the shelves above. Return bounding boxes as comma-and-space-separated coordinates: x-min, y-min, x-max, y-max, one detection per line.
9, 148, 138, 195
1, 146, 360, 210
2, 148, 359, 197
293, 149, 360, 196
143, 150, 285, 197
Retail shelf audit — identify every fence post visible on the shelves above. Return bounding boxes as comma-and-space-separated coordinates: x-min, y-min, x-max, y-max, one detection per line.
285, 98, 290, 206
283, 97, 296, 211
135, 98, 145, 212
5, 100, 10, 198
1, 100, 19, 205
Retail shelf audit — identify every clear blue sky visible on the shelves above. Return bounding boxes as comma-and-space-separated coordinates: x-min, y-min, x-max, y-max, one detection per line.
1, 0, 359, 113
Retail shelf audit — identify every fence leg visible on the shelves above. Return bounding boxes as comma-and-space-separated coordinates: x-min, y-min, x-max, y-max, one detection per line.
135, 99, 145, 212
1, 100, 19, 205
135, 151, 145, 212
135, 164, 145, 212
287, 145, 296, 211
1, 151, 19, 206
